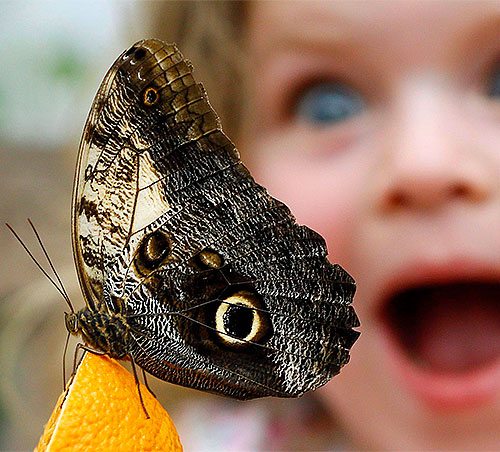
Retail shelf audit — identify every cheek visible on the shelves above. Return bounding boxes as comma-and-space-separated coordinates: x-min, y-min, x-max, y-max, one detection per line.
244, 131, 366, 265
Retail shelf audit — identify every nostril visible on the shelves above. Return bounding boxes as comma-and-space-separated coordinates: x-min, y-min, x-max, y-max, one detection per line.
450, 180, 489, 203
385, 191, 409, 210
450, 182, 471, 199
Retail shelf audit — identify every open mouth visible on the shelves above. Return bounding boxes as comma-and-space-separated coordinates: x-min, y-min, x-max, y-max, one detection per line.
383, 281, 500, 373
379, 280, 500, 409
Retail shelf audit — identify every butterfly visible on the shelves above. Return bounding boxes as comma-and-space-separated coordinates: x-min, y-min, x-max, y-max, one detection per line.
68, 38, 360, 401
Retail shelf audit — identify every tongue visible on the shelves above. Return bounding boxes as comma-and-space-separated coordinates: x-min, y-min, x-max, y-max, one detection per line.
389, 283, 500, 374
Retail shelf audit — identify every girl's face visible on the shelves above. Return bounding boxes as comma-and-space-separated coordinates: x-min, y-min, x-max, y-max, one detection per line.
243, 1, 500, 449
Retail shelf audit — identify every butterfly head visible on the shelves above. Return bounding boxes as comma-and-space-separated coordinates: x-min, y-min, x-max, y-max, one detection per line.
65, 311, 80, 336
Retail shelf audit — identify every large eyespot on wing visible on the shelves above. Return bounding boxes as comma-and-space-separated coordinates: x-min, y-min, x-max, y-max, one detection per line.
213, 291, 271, 348
71, 39, 240, 308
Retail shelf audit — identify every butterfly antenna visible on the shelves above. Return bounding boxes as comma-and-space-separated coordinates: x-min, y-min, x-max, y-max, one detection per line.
27, 219, 72, 306
5, 222, 74, 312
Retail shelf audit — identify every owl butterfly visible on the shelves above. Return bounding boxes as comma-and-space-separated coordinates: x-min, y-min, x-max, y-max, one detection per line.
69, 39, 360, 402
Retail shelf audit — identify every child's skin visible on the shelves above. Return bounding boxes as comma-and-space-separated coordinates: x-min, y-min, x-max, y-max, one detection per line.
241, 1, 500, 449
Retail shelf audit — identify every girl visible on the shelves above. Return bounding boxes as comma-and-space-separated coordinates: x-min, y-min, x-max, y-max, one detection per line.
149, 1, 500, 450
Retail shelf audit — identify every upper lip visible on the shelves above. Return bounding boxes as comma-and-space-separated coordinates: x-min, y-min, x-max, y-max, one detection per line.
374, 255, 500, 317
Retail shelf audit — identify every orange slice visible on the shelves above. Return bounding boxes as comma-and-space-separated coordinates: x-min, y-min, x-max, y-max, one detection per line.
36, 353, 182, 451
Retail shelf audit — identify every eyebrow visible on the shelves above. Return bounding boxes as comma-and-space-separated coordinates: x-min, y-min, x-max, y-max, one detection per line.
270, 8, 500, 56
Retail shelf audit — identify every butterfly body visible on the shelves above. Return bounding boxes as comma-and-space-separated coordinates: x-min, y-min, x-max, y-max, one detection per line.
65, 307, 130, 360
71, 39, 359, 400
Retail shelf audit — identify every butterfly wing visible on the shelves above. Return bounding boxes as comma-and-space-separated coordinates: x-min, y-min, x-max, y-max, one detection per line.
73, 39, 359, 399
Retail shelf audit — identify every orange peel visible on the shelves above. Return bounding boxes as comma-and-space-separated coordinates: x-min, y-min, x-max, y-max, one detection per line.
36, 353, 182, 451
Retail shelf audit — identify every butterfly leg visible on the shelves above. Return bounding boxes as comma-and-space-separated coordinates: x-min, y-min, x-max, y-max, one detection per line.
72, 342, 85, 376
62, 331, 71, 389
141, 367, 157, 399
130, 354, 151, 419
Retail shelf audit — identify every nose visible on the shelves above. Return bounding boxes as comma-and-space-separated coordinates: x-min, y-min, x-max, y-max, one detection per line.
375, 79, 492, 212
379, 152, 488, 211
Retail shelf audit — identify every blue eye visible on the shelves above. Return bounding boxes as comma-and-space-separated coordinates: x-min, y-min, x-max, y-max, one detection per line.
295, 82, 365, 125
487, 63, 500, 98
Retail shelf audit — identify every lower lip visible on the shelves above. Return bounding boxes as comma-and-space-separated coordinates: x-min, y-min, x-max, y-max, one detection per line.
380, 326, 500, 411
